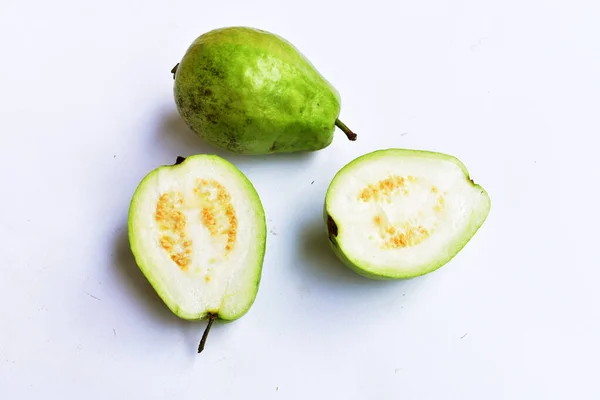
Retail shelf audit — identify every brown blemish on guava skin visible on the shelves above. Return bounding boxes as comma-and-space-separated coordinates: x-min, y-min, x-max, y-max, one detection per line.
205, 113, 219, 125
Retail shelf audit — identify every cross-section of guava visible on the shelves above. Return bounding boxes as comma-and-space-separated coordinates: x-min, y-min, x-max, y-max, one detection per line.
324, 149, 490, 279
127, 155, 266, 351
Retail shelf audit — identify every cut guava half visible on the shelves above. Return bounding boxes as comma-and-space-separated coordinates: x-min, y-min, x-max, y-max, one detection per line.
324, 148, 491, 280
127, 155, 266, 352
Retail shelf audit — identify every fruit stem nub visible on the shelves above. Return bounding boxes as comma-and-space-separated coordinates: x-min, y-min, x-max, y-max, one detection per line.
335, 119, 357, 141
171, 63, 179, 80
174, 156, 186, 165
198, 313, 217, 353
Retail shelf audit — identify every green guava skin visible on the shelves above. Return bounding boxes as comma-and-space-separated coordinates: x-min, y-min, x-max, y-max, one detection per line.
172, 26, 342, 155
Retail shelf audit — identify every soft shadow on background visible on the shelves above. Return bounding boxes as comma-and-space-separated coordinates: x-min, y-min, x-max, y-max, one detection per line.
297, 215, 412, 290
155, 110, 317, 169
291, 213, 421, 325
112, 227, 228, 355
112, 227, 182, 324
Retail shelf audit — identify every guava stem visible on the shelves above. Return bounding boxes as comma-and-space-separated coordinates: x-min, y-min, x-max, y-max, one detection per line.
171, 63, 179, 80
335, 119, 357, 141
198, 313, 217, 353
174, 156, 186, 165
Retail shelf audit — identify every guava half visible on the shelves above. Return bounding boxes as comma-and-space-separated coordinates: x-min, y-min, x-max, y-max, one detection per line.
127, 155, 266, 352
324, 148, 490, 279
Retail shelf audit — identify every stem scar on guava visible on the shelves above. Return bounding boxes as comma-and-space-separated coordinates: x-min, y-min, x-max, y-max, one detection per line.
327, 215, 338, 242
171, 63, 179, 79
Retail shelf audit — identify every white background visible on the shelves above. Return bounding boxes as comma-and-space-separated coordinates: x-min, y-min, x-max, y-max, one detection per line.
1, 0, 599, 398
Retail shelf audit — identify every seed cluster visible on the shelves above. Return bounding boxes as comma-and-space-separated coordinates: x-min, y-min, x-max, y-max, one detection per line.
373, 216, 430, 249
154, 179, 238, 272
155, 192, 192, 269
359, 175, 416, 202
194, 178, 238, 252
359, 175, 446, 249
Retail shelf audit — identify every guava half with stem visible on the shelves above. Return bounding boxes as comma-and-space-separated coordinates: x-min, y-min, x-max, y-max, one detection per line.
324, 148, 491, 279
127, 155, 266, 352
